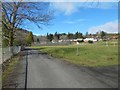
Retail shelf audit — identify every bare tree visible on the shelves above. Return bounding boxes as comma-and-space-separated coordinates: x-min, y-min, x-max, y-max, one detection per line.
2, 2, 54, 46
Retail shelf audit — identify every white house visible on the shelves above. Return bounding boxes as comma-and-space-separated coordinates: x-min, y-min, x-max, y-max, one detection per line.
73, 38, 83, 42
84, 38, 98, 42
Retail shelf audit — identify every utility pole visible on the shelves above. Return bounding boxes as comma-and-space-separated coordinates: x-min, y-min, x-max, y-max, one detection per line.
76, 41, 79, 56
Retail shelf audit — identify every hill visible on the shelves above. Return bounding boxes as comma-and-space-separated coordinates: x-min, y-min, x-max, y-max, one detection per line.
2, 27, 31, 47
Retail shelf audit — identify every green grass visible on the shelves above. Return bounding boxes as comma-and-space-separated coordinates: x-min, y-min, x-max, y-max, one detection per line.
32, 43, 118, 67
2, 54, 20, 82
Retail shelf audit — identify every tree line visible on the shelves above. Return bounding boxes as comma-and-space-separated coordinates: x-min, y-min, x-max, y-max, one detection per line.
46, 32, 84, 42
45, 31, 117, 43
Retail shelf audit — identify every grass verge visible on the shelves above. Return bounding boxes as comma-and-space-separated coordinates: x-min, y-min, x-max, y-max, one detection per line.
2, 54, 21, 82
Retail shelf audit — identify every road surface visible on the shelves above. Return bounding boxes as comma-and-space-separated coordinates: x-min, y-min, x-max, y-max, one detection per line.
26, 49, 118, 88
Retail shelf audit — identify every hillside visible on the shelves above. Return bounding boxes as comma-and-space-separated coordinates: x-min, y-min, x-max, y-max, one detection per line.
14, 28, 30, 45
2, 27, 32, 47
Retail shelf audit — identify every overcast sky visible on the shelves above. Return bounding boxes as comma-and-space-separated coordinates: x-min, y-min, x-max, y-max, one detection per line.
21, 1, 118, 36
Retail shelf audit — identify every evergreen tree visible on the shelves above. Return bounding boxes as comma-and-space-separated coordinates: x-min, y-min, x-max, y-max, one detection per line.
47, 33, 54, 42
74, 32, 79, 39
85, 32, 88, 36
54, 32, 60, 40
74, 32, 83, 39
47, 33, 49, 40
37, 38, 40, 43
67, 32, 73, 39
78, 32, 83, 38
25, 32, 34, 46
49, 34, 54, 41
100, 31, 106, 39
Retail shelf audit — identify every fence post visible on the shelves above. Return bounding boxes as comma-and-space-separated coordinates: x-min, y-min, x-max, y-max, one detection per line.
76, 45, 79, 56
106, 42, 108, 46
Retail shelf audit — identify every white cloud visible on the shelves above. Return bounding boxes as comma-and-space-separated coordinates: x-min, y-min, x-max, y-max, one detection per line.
50, 2, 118, 15
88, 20, 118, 34
64, 21, 75, 24
64, 19, 85, 24
81, 2, 118, 9
51, 2, 79, 15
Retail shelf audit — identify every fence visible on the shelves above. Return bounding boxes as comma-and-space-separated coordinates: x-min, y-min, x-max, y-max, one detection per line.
0, 46, 2, 64
2, 46, 21, 64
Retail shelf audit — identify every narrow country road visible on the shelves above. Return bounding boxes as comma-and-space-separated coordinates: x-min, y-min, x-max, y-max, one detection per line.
26, 48, 118, 88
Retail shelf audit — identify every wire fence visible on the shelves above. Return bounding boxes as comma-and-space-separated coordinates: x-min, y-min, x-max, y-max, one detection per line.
35, 41, 118, 47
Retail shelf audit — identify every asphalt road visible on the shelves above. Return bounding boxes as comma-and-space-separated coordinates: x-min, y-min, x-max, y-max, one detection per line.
26, 49, 118, 88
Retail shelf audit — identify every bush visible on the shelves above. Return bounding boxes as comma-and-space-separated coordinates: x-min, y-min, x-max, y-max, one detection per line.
88, 40, 93, 43
78, 40, 84, 43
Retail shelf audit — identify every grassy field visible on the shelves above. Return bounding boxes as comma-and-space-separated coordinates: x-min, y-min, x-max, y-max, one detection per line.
32, 41, 118, 67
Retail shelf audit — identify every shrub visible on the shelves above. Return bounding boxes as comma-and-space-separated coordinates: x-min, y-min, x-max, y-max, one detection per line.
78, 40, 84, 43
88, 40, 93, 43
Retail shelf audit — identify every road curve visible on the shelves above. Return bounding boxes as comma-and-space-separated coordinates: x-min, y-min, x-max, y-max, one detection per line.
26, 49, 118, 88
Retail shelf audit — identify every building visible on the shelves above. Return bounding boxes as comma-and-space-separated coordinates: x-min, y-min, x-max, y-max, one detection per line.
84, 38, 98, 42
